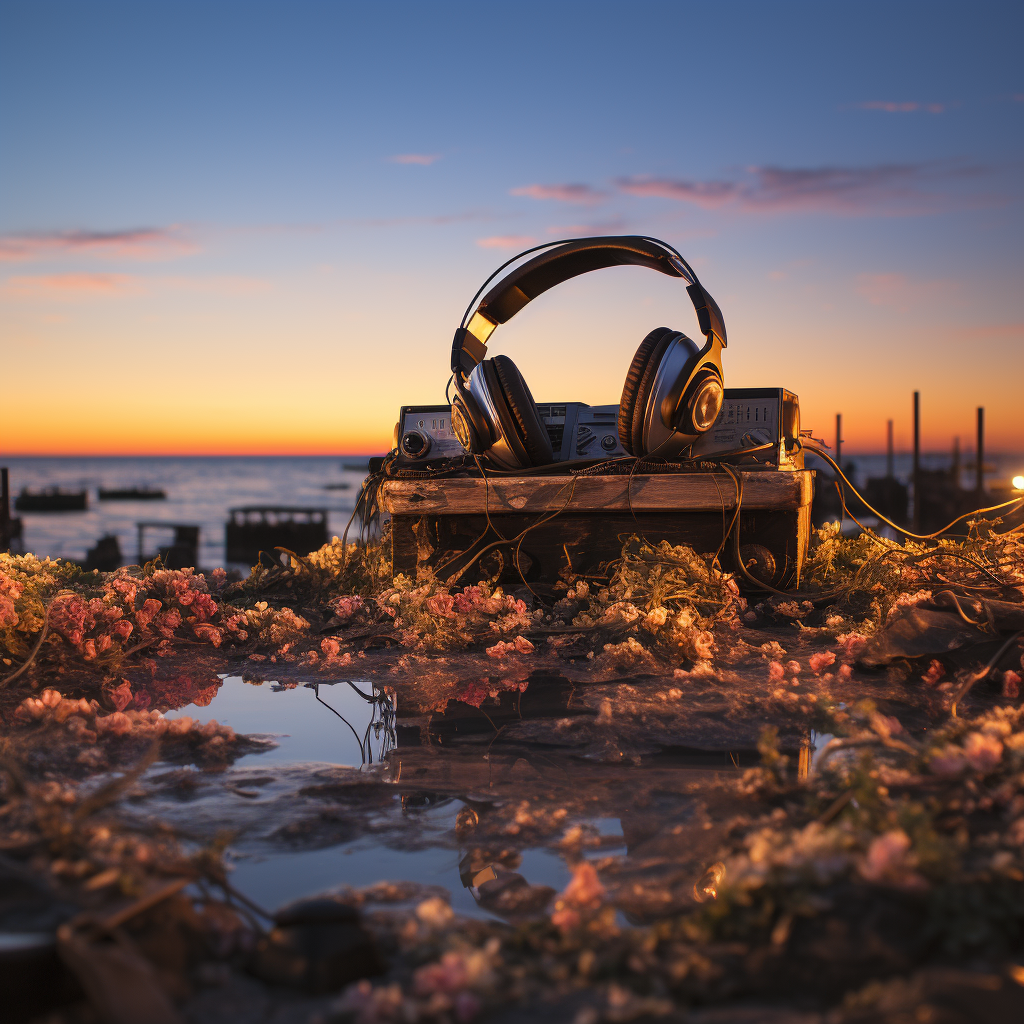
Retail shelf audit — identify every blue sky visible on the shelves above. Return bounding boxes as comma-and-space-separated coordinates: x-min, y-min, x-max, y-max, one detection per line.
1, 1, 1022, 454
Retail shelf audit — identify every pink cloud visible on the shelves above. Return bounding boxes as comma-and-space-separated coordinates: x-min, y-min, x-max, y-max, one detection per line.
956, 322, 1024, 340
2, 273, 270, 299
2, 272, 139, 297
510, 184, 607, 206
476, 235, 537, 249
546, 218, 627, 237
389, 153, 441, 165
857, 101, 946, 114
160, 275, 270, 295
616, 162, 988, 215
855, 272, 959, 311
0, 227, 196, 263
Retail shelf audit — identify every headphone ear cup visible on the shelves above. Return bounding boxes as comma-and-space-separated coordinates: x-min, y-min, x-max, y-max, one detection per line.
488, 355, 553, 466
618, 327, 677, 456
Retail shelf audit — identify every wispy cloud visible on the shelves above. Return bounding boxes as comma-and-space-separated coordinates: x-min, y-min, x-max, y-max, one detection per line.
476, 235, 537, 250
616, 162, 989, 215
2, 272, 140, 297
2, 273, 270, 299
546, 218, 627, 237
856, 272, 959, 311
388, 153, 441, 165
856, 101, 947, 114
351, 210, 493, 228
0, 227, 196, 263
510, 184, 608, 206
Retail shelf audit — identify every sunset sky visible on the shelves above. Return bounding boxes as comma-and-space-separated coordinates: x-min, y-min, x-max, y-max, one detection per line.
1, 1, 1022, 455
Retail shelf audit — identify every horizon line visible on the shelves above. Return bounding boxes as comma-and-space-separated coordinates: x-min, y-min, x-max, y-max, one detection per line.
2, 448, 1023, 459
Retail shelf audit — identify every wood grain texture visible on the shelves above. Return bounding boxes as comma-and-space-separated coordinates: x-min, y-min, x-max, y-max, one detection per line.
381, 470, 812, 515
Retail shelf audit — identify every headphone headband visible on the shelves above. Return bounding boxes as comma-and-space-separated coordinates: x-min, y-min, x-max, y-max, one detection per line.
451, 235, 726, 379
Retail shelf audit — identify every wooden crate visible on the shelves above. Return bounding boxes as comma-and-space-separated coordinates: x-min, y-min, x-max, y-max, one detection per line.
381, 470, 814, 590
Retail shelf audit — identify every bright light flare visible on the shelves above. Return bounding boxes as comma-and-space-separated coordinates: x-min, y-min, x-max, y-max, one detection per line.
1013, 476, 1024, 490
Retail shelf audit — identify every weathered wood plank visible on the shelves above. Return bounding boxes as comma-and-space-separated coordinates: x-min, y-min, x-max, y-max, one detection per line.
381, 470, 812, 515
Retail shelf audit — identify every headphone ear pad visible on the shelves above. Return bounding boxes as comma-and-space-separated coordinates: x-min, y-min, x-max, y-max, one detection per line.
618, 327, 677, 456
489, 354, 554, 466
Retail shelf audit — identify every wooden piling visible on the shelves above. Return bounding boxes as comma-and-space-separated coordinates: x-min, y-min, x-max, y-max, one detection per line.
913, 391, 921, 532
886, 420, 894, 478
0, 468, 9, 546
976, 407, 985, 495
835, 413, 842, 472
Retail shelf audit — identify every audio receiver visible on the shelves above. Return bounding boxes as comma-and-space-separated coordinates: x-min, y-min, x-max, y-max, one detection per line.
394, 388, 801, 469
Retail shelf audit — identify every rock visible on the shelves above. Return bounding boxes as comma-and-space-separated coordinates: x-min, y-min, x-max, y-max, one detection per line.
247, 897, 383, 994
858, 609, 986, 667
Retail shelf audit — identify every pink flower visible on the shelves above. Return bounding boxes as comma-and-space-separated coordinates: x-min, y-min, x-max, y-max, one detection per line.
49, 595, 90, 647
860, 829, 920, 887
0, 595, 17, 628
190, 592, 218, 621
0, 569, 24, 601
921, 659, 944, 686
1003, 671, 1021, 700
768, 661, 785, 683
809, 651, 836, 674
107, 681, 133, 711
513, 635, 534, 654
694, 630, 716, 660
486, 640, 515, 659
414, 952, 469, 996
551, 861, 605, 932
963, 731, 1003, 773
107, 574, 138, 607
15, 697, 47, 723
426, 593, 456, 618
111, 619, 133, 641
95, 712, 133, 736
223, 612, 248, 635
836, 632, 868, 660
786, 660, 801, 676
562, 860, 605, 909
321, 637, 341, 657
136, 599, 163, 630
329, 594, 365, 624
193, 623, 224, 647
152, 609, 182, 638
838, 664, 853, 680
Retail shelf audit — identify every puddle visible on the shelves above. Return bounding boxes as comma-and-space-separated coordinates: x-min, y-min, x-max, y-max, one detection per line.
164, 676, 394, 767
143, 672, 747, 925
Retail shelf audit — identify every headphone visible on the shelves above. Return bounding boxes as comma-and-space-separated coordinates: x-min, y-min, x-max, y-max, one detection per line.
449, 235, 727, 470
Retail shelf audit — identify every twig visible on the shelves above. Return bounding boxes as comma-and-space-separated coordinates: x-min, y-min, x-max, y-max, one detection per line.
950, 629, 1024, 717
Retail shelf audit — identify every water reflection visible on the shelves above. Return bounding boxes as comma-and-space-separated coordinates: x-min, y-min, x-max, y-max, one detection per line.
308, 682, 396, 765
152, 670, 750, 925
163, 675, 392, 768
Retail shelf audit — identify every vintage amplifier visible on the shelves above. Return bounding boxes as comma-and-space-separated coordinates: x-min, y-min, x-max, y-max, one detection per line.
394, 402, 627, 466
687, 388, 803, 468
394, 388, 800, 468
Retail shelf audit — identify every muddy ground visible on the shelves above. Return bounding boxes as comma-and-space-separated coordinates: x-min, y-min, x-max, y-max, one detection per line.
4, 526, 1024, 1022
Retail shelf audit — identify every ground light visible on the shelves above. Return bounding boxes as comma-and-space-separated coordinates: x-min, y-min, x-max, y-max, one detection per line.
1013, 475, 1024, 490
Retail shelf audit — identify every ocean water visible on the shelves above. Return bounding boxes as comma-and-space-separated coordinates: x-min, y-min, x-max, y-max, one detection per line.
811, 451, 1024, 490
3, 452, 1022, 569
1, 456, 372, 569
